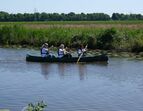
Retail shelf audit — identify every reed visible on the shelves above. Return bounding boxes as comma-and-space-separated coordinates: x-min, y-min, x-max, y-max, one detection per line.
0, 21, 143, 52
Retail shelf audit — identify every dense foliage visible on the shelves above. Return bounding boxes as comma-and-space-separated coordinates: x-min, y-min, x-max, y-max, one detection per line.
0, 11, 143, 21
0, 21, 143, 52
112, 13, 143, 20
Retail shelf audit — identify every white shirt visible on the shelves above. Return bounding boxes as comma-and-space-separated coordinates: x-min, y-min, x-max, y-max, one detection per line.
58, 48, 64, 58
78, 49, 82, 55
77, 48, 86, 56
41, 48, 49, 57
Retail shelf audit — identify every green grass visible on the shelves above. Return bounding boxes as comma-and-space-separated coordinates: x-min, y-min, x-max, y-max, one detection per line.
0, 21, 143, 52
1, 20, 143, 25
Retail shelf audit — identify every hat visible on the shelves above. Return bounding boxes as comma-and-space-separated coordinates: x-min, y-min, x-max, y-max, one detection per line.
60, 44, 64, 48
44, 43, 48, 46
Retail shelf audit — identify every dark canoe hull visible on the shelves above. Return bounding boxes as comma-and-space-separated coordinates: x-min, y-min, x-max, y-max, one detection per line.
26, 54, 108, 63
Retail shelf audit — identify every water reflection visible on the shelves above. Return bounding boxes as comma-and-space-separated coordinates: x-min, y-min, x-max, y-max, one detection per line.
40, 63, 70, 79
57, 63, 66, 78
40, 63, 50, 80
77, 64, 87, 80
40, 63, 108, 80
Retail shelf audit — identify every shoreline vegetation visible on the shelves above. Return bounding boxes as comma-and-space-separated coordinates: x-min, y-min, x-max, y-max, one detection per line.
1, 46, 143, 60
0, 21, 143, 57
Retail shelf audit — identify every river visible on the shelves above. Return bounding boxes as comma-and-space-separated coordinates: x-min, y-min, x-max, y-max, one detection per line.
0, 48, 143, 111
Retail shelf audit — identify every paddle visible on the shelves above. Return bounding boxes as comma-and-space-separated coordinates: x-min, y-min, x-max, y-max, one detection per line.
77, 44, 88, 63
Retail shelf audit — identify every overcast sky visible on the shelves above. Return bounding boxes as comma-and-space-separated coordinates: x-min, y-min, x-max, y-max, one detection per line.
0, 0, 143, 15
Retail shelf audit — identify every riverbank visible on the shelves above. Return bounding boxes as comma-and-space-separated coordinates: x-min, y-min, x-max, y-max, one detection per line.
1, 45, 143, 60
87, 50, 143, 60
0, 21, 143, 52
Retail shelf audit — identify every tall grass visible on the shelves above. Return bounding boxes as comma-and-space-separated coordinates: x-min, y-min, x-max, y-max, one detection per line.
0, 22, 143, 52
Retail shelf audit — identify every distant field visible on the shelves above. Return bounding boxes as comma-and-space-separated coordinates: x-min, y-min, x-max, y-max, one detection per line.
1, 20, 143, 29
1, 20, 143, 24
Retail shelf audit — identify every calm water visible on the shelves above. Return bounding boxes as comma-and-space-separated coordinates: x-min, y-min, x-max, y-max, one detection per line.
0, 48, 143, 111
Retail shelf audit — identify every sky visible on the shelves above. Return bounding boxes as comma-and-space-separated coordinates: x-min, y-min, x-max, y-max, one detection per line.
0, 0, 143, 15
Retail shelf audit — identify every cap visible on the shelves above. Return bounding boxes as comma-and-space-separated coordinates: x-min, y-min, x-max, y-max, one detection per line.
44, 43, 48, 46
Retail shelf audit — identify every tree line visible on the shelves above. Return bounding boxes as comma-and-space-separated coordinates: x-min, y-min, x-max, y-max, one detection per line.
0, 11, 143, 21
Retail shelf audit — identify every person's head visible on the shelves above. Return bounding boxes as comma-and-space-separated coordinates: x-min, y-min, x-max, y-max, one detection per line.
78, 44, 83, 49
43, 43, 48, 48
60, 44, 64, 49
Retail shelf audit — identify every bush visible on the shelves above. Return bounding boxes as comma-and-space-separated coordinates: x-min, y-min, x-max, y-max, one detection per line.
0, 23, 143, 53
87, 36, 97, 49
97, 28, 117, 49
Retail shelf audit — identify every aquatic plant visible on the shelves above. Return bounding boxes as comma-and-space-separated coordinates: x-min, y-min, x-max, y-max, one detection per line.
26, 101, 47, 111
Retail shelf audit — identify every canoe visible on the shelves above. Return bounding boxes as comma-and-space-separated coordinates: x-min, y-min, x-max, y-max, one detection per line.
26, 54, 108, 63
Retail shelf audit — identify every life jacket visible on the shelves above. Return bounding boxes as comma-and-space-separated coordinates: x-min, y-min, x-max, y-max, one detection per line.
58, 48, 64, 58
41, 48, 49, 57
77, 48, 86, 57
77, 48, 82, 55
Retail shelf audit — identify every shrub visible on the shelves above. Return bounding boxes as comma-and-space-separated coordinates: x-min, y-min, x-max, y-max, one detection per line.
97, 28, 117, 49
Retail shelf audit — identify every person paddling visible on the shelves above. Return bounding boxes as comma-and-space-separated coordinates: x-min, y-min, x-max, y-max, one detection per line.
41, 43, 55, 58
41, 43, 50, 57
77, 44, 87, 57
77, 44, 88, 63
58, 44, 72, 58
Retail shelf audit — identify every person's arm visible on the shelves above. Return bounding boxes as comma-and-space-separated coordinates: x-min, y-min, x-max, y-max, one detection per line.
63, 49, 68, 54
82, 48, 86, 53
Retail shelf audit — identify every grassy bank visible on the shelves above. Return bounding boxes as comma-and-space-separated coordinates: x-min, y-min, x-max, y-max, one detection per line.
0, 21, 143, 52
